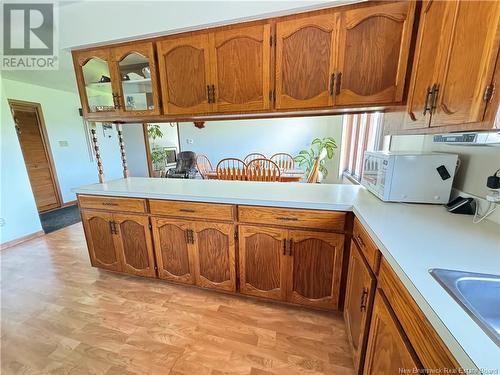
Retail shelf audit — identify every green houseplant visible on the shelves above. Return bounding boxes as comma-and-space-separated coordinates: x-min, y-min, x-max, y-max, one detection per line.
294, 137, 337, 181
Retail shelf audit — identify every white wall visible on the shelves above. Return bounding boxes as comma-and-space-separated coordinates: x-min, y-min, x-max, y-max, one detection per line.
122, 124, 149, 177
178, 116, 343, 183
0, 78, 43, 244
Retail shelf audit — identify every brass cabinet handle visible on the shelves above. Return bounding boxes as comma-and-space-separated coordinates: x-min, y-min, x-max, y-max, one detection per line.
207, 85, 211, 103
288, 239, 293, 256
423, 84, 439, 116
275, 216, 299, 221
109, 221, 114, 234
329, 73, 336, 96
102, 202, 119, 206
360, 287, 369, 312
113, 221, 119, 235
185, 229, 194, 244
283, 239, 287, 255
179, 209, 196, 213
211, 84, 216, 103
335, 72, 342, 95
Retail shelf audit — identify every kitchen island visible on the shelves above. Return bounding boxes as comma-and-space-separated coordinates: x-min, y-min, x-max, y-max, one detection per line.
74, 177, 500, 374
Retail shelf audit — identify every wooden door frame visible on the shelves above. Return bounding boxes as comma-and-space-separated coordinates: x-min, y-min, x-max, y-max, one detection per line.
8, 99, 63, 212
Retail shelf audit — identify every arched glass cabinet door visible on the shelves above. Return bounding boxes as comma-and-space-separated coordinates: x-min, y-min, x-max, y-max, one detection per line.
112, 42, 160, 116
73, 49, 119, 117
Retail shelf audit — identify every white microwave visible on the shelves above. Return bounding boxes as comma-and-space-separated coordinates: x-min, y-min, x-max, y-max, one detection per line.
361, 151, 458, 203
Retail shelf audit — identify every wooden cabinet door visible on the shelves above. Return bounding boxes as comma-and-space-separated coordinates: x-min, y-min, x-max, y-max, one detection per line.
72, 48, 120, 118
113, 214, 156, 277
239, 225, 288, 301
405, 0, 449, 129
286, 230, 344, 309
363, 290, 421, 375
157, 34, 212, 114
431, 1, 500, 127
211, 24, 271, 112
81, 210, 122, 272
275, 13, 338, 110
344, 240, 376, 374
192, 222, 236, 292
151, 218, 196, 284
112, 42, 161, 116
335, 2, 415, 106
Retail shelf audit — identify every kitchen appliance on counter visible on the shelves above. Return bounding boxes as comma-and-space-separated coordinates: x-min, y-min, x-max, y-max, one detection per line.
361, 151, 458, 203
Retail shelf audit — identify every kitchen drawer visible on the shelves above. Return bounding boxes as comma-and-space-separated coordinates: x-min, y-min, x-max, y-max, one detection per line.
149, 200, 235, 221
78, 195, 147, 213
353, 217, 380, 272
238, 206, 346, 231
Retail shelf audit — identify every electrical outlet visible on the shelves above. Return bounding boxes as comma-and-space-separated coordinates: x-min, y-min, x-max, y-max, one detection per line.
486, 191, 500, 203
186, 138, 194, 144
58, 140, 69, 147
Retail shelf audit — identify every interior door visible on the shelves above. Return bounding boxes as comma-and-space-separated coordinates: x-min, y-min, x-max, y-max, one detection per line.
72, 48, 120, 117
150, 218, 195, 284
286, 230, 344, 309
112, 42, 161, 116
192, 221, 236, 292
238, 225, 288, 301
211, 24, 271, 112
81, 210, 122, 272
275, 13, 339, 109
113, 214, 156, 277
157, 34, 212, 114
10, 103, 61, 212
344, 240, 376, 374
431, 0, 500, 127
363, 290, 421, 374
335, 2, 415, 106
404, 0, 450, 129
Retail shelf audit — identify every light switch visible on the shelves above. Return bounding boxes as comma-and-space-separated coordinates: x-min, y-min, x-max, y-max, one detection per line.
58, 140, 69, 147
186, 138, 194, 144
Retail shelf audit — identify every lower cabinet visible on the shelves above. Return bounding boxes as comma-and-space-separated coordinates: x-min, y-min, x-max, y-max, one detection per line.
238, 225, 344, 309
363, 290, 421, 374
344, 240, 376, 374
81, 210, 156, 277
151, 217, 236, 292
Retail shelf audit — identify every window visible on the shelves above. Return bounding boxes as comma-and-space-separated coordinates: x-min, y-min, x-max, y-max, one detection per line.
339, 112, 383, 182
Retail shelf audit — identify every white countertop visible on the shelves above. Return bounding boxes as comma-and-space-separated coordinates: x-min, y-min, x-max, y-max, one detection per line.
74, 177, 500, 372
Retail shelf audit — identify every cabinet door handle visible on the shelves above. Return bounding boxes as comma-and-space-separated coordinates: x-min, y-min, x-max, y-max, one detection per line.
335, 72, 342, 95
356, 234, 365, 248
283, 239, 287, 255
207, 85, 211, 103
109, 221, 114, 234
179, 209, 196, 213
288, 239, 293, 256
423, 86, 433, 115
329, 73, 335, 96
430, 83, 440, 114
102, 202, 119, 206
360, 287, 369, 312
185, 229, 194, 244
113, 221, 119, 235
211, 84, 216, 103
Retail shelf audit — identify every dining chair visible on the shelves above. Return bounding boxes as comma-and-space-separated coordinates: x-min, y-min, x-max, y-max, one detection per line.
244, 153, 266, 164
270, 153, 295, 170
247, 159, 281, 182
216, 158, 247, 180
196, 154, 213, 179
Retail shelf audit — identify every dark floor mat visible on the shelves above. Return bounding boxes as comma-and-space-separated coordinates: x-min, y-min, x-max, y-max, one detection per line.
40, 205, 81, 234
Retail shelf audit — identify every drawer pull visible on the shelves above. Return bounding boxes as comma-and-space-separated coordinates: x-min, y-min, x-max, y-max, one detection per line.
179, 209, 196, 213
360, 287, 369, 312
356, 234, 365, 248
275, 216, 299, 221
102, 202, 119, 206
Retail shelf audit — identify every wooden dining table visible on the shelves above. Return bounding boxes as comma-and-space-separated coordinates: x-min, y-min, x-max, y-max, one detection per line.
205, 169, 305, 182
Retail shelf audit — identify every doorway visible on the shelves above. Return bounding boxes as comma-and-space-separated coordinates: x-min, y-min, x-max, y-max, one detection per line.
8, 99, 62, 213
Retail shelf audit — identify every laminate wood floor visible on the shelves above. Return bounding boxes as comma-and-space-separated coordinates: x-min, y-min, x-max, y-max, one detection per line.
1, 223, 354, 375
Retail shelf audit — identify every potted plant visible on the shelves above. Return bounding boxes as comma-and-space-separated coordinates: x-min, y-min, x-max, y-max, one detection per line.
294, 137, 337, 182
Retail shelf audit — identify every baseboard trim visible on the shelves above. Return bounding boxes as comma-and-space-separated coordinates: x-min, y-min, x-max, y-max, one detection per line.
62, 200, 77, 207
0, 230, 45, 251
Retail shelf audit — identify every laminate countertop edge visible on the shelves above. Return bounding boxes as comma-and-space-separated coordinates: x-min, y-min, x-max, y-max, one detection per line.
73, 177, 500, 372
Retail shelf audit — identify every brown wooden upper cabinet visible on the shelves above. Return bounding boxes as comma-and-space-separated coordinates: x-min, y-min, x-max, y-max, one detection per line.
275, 13, 338, 110
73, 42, 161, 118
405, 0, 500, 130
157, 24, 271, 115
335, 2, 415, 106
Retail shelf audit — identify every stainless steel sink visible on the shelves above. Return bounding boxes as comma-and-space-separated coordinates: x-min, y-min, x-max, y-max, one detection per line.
429, 268, 500, 346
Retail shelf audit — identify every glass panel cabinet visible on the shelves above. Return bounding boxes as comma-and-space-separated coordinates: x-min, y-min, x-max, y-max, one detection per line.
73, 42, 160, 118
